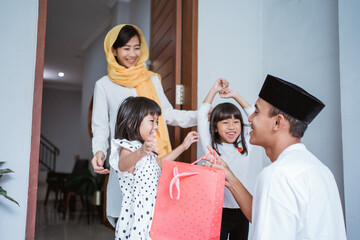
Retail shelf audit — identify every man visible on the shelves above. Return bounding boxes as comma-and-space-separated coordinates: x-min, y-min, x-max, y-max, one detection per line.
208, 75, 346, 239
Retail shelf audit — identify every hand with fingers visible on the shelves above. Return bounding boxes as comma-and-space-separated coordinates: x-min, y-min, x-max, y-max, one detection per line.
92, 151, 110, 174
141, 131, 158, 156
212, 78, 229, 93
204, 145, 235, 187
203, 78, 230, 105
181, 131, 199, 151
219, 87, 237, 99
205, 146, 253, 222
219, 86, 251, 109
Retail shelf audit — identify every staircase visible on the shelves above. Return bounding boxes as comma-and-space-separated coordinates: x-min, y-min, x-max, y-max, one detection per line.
39, 135, 59, 172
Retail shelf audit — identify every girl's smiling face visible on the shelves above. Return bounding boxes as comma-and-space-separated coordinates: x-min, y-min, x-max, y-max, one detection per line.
112, 35, 141, 68
139, 114, 159, 141
216, 116, 241, 144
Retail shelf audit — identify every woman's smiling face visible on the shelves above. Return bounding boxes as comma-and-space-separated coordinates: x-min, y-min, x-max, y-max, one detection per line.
112, 35, 141, 68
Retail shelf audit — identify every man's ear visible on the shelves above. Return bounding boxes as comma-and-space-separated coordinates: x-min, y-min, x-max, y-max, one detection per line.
273, 114, 285, 131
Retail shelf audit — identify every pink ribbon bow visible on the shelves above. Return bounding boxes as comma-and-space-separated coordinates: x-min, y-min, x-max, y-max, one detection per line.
169, 167, 199, 200
169, 151, 217, 200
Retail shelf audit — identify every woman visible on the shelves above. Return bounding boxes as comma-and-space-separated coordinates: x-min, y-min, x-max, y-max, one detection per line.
91, 24, 197, 227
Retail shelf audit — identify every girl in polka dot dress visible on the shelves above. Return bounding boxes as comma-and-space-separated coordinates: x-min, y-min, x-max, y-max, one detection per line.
109, 96, 198, 240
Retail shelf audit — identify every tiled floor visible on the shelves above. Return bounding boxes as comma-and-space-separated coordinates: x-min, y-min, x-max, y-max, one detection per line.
35, 170, 114, 240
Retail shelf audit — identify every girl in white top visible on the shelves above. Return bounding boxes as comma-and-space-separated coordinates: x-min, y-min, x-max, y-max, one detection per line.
198, 79, 255, 240
109, 96, 198, 240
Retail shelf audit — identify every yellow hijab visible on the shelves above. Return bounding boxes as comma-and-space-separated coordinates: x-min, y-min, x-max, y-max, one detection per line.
104, 24, 172, 157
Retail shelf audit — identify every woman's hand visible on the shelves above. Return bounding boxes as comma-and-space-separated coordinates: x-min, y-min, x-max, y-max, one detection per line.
181, 131, 199, 151
141, 131, 158, 156
92, 151, 110, 174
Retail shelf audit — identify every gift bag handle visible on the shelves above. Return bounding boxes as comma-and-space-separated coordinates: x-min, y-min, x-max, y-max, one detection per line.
169, 151, 217, 200
169, 167, 199, 200
191, 150, 217, 165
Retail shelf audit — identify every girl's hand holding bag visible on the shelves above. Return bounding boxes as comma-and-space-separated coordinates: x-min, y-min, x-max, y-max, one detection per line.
150, 151, 225, 240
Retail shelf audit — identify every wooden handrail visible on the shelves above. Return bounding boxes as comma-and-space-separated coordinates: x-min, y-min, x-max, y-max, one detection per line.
40, 134, 60, 155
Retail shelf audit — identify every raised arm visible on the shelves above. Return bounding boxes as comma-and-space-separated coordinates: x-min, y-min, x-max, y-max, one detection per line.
220, 88, 250, 109
197, 78, 229, 153
203, 78, 229, 104
118, 132, 158, 173
157, 131, 199, 168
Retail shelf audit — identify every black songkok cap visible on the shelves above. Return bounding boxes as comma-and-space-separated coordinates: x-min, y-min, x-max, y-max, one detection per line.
259, 75, 325, 125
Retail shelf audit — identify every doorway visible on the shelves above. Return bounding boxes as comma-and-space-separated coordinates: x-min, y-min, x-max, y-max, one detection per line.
27, 0, 198, 238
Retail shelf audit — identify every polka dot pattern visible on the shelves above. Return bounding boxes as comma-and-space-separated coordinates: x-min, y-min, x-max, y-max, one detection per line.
150, 160, 226, 240
114, 139, 161, 240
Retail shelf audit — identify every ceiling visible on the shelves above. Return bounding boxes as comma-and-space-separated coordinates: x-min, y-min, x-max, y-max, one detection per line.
43, 0, 115, 90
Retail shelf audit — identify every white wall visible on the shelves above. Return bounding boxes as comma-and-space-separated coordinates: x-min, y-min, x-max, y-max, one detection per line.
198, 0, 264, 193
80, 27, 109, 161
113, 1, 130, 27
41, 88, 82, 172
0, 0, 38, 239
198, 0, 346, 214
339, 0, 360, 238
129, 0, 151, 45
262, 0, 344, 205
113, 0, 151, 44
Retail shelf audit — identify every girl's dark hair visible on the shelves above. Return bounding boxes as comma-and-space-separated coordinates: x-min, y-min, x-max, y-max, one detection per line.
115, 96, 161, 143
112, 25, 140, 49
210, 102, 248, 155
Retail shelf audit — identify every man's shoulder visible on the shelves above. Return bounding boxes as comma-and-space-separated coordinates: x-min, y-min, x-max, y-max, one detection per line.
272, 146, 330, 183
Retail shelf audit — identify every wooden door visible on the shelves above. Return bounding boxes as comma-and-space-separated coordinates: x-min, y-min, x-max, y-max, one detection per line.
27, 0, 47, 239
150, 0, 198, 162
150, 0, 182, 148
181, 0, 198, 163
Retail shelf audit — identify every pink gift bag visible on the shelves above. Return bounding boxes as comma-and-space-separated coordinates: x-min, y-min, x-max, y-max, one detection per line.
150, 153, 225, 240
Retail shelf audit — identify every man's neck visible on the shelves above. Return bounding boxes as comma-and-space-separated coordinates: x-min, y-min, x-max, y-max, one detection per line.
265, 136, 301, 162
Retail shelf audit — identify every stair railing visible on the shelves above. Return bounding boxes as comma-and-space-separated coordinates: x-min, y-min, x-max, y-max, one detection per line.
39, 135, 60, 172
